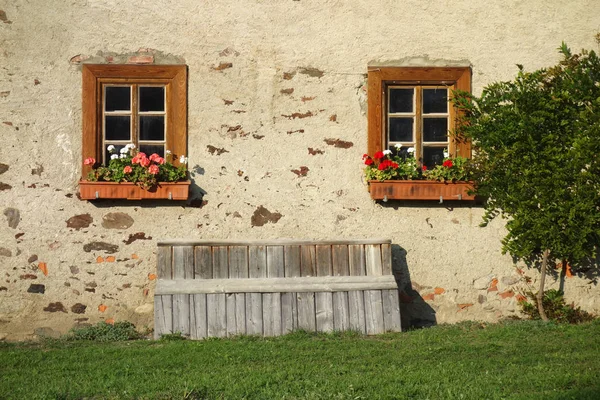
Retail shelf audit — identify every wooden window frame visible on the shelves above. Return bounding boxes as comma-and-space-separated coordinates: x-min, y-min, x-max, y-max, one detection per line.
367, 67, 471, 161
81, 64, 187, 177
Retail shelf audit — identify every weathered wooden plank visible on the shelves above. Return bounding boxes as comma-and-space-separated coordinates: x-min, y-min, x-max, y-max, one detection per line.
212, 246, 229, 279
332, 245, 350, 276
173, 294, 190, 336
156, 275, 399, 294
381, 243, 392, 276
315, 292, 334, 332
316, 245, 333, 277
173, 246, 194, 279
159, 239, 392, 247
365, 244, 383, 276
297, 292, 316, 331
248, 245, 267, 278
333, 292, 350, 332
281, 292, 297, 333
245, 292, 263, 335
226, 293, 237, 336
194, 246, 212, 279
189, 294, 207, 339
364, 290, 385, 335
229, 246, 248, 279
348, 291, 366, 334
348, 245, 366, 277
382, 289, 402, 332
262, 293, 282, 337
284, 245, 301, 277
267, 246, 285, 278
154, 295, 173, 338
156, 246, 172, 279
207, 294, 226, 338
300, 245, 316, 277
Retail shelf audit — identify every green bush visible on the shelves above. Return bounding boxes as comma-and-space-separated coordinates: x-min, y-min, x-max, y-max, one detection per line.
520, 289, 595, 324
67, 321, 144, 342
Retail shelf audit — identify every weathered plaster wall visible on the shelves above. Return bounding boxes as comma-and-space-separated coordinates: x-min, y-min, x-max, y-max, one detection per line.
1, 0, 599, 340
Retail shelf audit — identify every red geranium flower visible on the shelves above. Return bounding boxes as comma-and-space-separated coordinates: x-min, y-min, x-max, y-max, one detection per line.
364, 158, 374, 166
373, 151, 384, 160
422, 165, 427, 171
443, 160, 453, 168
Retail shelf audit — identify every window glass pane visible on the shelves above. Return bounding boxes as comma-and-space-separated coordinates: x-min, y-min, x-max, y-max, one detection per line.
139, 116, 165, 141
139, 144, 165, 158
105, 116, 131, 141
104, 144, 126, 165
389, 88, 413, 113
423, 88, 448, 114
139, 86, 165, 112
423, 118, 448, 142
423, 147, 445, 168
105, 86, 131, 111
389, 117, 413, 142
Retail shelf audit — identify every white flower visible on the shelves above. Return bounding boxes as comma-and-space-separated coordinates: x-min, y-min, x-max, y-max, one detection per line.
394, 143, 402, 150
443, 149, 449, 158
110, 154, 118, 160
165, 150, 172, 155
120, 154, 127, 159
107, 145, 115, 152
119, 147, 128, 154
382, 149, 392, 155
126, 143, 135, 149
179, 155, 188, 164
407, 147, 415, 154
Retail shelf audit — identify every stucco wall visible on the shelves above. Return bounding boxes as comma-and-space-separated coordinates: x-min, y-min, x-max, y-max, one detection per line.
1, 0, 599, 340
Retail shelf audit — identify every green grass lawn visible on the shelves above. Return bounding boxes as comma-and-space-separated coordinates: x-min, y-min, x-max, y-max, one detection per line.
1, 320, 599, 399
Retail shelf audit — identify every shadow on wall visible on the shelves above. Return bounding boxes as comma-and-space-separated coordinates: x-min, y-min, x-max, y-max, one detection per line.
391, 244, 437, 329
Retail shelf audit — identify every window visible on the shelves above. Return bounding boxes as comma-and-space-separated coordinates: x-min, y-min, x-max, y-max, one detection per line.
81, 64, 187, 176
367, 67, 471, 168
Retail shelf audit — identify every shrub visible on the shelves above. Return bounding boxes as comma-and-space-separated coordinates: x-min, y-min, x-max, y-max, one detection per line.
67, 321, 144, 342
519, 289, 595, 324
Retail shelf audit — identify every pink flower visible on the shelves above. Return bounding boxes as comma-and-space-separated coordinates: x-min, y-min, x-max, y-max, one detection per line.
140, 157, 150, 167
148, 165, 159, 175
155, 157, 165, 165
84, 157, 96, 165
123, 166, 132, 174
149, 153, 161, 162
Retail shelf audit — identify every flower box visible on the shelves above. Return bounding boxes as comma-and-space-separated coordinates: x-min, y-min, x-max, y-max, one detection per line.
79, 180, 191, 200
368, 180, 475, 201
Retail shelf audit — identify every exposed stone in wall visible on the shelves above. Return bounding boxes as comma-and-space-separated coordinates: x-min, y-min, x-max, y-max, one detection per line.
0, 248, 11, 257
83, 242, 119, 254
207, 145, 229, 155
0, 10, 12, 24
27, 284, 45, 294
291, 166, 309, 177
282, 111, 313, 119
212, 62, 233, 71
101, 213, 133, 229
299, 67, 324, 78
0, 183, 12, 191
308, 148, 324, 155
71, 304, 87, 314
3, 208, 20, 229
280, 88, 294, 95
324, 138, 353, 149
123, 232, 152, 245
251, 206, 282, 227
31, 164, 43, 177
43, 303, 67, 313
66, 214, 93, 230
0, 163, 8, 174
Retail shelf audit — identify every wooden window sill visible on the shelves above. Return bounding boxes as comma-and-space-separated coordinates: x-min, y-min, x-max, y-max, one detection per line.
79, 180, 190, 200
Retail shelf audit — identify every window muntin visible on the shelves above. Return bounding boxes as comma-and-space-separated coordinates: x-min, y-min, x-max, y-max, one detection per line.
386, 85, 450, 168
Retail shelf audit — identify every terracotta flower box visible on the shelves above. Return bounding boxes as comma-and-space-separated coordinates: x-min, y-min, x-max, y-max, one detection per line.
79, 180, 191, 200
368, 180, 475, 201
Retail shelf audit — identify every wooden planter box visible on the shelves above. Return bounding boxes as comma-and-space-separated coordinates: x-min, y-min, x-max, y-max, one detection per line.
79, 180, 190, 200
369, 180, 475, 201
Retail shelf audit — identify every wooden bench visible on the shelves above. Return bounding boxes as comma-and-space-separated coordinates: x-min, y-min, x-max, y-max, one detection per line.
154, 239, 401, 339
